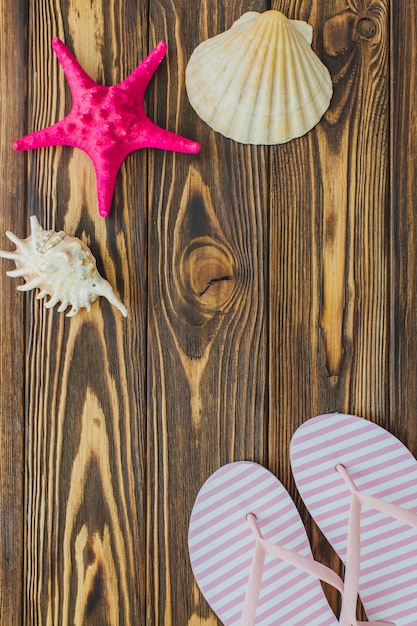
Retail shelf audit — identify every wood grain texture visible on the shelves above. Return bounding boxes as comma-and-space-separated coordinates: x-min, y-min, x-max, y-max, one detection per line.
1, 0, 417, 625
268, 0, 389, 617
0, 1, 27, 623
390, 0, 417, 449
5, 1, 150, 624
146, 0, 270, 622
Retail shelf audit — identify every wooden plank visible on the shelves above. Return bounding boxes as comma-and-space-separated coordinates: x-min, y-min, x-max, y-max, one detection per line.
390, 1, 417, 448
0, 1, 27, 623
268, 0, 390, 617
18, 1, 150, 623
146, 0, 270, 623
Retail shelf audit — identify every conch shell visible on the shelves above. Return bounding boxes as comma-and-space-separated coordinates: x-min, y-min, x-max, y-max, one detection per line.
185, 10, 333, 144
0, 216, 127, 317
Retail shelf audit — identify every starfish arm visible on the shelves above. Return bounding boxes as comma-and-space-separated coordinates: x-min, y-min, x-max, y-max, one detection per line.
122, 41, 168, 98
52, 38, 98, 95
13, 119, 73, 151
91, 153, 125, 218
137, 122, 201, 154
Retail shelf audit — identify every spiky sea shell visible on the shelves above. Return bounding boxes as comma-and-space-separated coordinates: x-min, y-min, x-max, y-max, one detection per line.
185, 10, 333, 144
0, 216, 127, 317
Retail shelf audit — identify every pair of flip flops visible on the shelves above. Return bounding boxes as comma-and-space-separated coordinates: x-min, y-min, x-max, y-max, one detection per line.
188, 414, 417, 625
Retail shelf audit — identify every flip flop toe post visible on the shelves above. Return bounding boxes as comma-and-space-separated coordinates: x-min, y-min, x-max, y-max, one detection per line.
290, 413, 417, 626
188, 461, 339, 626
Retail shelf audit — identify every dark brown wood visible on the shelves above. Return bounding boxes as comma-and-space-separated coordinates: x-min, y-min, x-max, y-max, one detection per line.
390, 0, 417, 449
2, 1, 150, 624
1, 0, 416, 624
146, 2, 270, 622
0, 1, 27, 624
268, 0, 390, 617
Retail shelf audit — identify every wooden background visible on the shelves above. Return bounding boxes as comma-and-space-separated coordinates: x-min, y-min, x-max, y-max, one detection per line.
1, 0, 416, 624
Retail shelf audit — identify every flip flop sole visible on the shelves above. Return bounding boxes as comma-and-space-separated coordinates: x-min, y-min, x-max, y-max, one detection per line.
188, 461, 338, 625
290, 413, 417, 626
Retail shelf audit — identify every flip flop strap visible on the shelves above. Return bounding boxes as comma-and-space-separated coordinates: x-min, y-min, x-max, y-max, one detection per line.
241, 514, 391, 626
337, 463, 414, 626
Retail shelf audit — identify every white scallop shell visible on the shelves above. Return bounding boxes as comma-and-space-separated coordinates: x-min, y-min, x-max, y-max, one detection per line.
0, 216, 127, 317
185, 10, 333, 144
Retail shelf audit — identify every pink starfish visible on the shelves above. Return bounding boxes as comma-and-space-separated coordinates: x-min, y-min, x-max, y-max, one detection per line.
14, 38, 200, 217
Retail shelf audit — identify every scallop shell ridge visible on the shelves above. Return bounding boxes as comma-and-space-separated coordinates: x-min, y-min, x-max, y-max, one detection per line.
185, 10, 333, 144
0, 216, 127, 317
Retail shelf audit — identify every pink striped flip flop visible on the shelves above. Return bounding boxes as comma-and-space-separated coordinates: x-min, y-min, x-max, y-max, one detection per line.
188, 461, 380, 626
290, 413, 417, 626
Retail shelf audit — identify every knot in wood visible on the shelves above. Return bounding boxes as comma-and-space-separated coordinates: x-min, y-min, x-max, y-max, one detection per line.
357, 18, 377, 39
180, 237, 235, 314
